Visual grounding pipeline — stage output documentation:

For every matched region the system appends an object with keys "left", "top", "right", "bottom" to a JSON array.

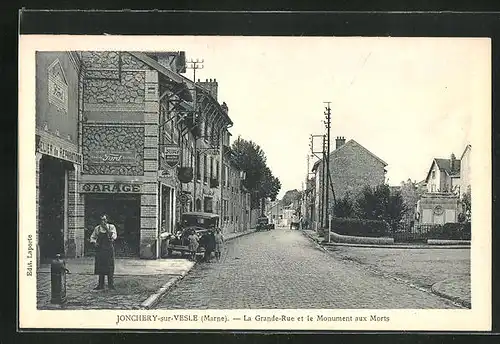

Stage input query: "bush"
[
  {"left": 329, "top": 217, "right": 391, "bottom": 237},
  {"left": 428, "top": 222, "right": 471, "bottom": 240}
]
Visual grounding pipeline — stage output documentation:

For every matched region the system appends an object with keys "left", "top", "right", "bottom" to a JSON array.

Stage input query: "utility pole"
[
  {"left": 187, "top": 58, "right": 204, "bottom": 82},
  {"left": 305, "top": 154, "right": 310, "bottom": 225},
  {"left": 191, "top": 81, "right": 201, "bottom": 211},
  {"left": 310, "top": 133, "right": 325, "bottom": 232},
  {"left": 323, "top": 102, "right": 331, "bottom": 229},
  {"left": 321, "top": 135, "right": 327, "bottom": 229}
]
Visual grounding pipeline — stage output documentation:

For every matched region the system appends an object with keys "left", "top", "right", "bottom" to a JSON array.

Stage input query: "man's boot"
[
  {"left": 94, "top": 275, "right": 105, "bottom": 290},
  {"left": 108, "top": 275, "right": 115, "bottom": 290}
]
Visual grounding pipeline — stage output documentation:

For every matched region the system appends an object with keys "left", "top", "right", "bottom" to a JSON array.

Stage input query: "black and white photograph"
[{"left": 19, "top": 35, "right": 491, "bottom": 331}]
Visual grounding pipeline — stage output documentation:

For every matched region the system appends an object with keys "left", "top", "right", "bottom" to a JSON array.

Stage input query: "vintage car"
[
  {"left": 256, "top": 216, "right": 272, "bottom": 231},
  {"left": 290, "top": 214, "right": 301, "bottom": 230},
  {"left": 162, "top": 212, "right": 220, "bottom": 258}
]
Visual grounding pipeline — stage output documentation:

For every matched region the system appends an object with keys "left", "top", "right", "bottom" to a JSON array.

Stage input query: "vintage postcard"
[{"left": 18, "top": 35, "right": 491, "bottom": 331}]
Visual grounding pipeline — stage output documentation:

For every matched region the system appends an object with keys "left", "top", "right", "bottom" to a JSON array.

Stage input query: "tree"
[
  {"left": 355, "top": 185, "right": 378, "bottom": 220},
  {"left": 230, "top": 137, "right": 267, "bottom": 191},
  {"left": 333, "top": 192, "right": 355, "bottom": 218},
  {"left": 354, "top": 184, "right": 407, "bottom": 226},
  {"left": 281, "top": 189, "right": 301, "bottom": 207},
  {"left": 255, "top": 166, "right": 281, "bottom": 212},
  {"left": 230, "top": 136, "right": 281, "bottom": 210},
  {"left": 460, "top": 186, "right": 471, "bottom": 223},
  {"left": 386, "top": 190, "right": 407, "bottom": 225}
]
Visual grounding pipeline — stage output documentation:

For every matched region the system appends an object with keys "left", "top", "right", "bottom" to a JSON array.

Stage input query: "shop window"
[
  {"left": 210, "top": 157, "right": 214, "bottom": 179},
  {"left": 203, "top": 155, "right": 208, "bottom": 183},
  {"left": 196, "top": 153, "right": 201, "bottom": 180}
]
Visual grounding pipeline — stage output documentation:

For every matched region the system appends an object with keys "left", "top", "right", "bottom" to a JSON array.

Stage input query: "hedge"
[
  {"left": 328, "top": 217, "right": 391, "bottom": 238},
  {"left": 428, "top": 222, "right": 471, "bottom": 240}
]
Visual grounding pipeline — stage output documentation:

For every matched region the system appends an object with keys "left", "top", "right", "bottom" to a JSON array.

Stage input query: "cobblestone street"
[{"left": 156, "top": 228, "right": 461, "bottom": 309}]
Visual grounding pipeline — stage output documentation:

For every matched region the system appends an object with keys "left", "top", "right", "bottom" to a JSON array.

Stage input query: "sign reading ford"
[
  {"left": 80, "top": 183, "right": 142, "bottom": 193},
  {"left": 164, "top": 145, "right": 180, "bottom": 168},
  {"left": 87, "top": 151, "right": 138, "bottom": 165}
]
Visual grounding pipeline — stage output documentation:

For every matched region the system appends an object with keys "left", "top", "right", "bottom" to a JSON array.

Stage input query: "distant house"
[
  {"left": 312, "top": 137, "right": 387, "bottom": 229},
  {"left": 417, "top": 146, "right": 471, "bottom": 225},
  {"left": 424, "top": 154, "right": 461, "bottom": 194}
]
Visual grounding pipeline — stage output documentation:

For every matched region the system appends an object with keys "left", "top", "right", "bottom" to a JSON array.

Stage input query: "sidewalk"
[{"left": 37, "top": 228, "right": 257, "bottom": 310}]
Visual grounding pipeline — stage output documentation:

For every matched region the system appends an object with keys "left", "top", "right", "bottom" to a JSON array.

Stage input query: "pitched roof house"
[
  {"left": 424, "top": 154, "right": 461, "bottom": 194},
  {"left": 312, "top": 137, "right": 387, "bottom": 226}
]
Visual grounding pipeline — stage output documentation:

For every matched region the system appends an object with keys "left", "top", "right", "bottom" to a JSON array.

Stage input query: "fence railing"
[{"left": 389, "top": 221, "right": 470, "bottom": 243}]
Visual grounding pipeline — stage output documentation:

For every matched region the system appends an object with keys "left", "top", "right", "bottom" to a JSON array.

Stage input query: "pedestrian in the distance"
[
  {"left": 187, "top": 230, "right": 199, "bottom": 261},
  {"left": 214, "top": 228, "right": 224, "bottom": 262},
  {"left": 89, "top": 214, "right": 117, "bottom": 290}
]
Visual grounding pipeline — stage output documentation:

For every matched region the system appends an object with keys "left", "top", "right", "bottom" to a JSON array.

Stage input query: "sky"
[
  {"left": 28, "top": 35, "right": 488, "bottom": 199},
  {"left": 165, "top": 36, "right": 488, "bottom": 199}
]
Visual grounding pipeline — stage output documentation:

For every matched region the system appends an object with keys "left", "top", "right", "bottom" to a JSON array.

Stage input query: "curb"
[
  {"left": 225, "top": 228, "right": 257, "bottom": 242},
  {"left": 140, "top": 270, "right": 191, "bottom": 309},
  {"left": 323, "top": 242, "right": 471, "bottom": 249},
  {"left": 302, "top": 230, "right": 470, "bottom": 249},
  {"left": 301, "top": 230, "right": 468, "bottom": 309},
  {"left": 427, "top": 239, "right": 471, "bottom": 246},
  {"left": 431, "top": 280, "right": 472, "bottom": 309},
  {"left": 140, "top": 229, "right": 257, "bottom": 309}
]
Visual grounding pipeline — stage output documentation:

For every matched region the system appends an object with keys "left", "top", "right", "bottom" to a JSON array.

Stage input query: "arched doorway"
[{"left": 195, "top": 198, "right": 202, "bottom": 211}]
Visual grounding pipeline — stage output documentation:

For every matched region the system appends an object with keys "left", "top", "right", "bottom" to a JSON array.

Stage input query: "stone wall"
[
  {"left": 80, "top": 51, "right": 150, "bottom": 70},
  {"left": 319, "top": 141, "right": 386, "bottom": 206},
  {"left": 81, "top": 51, "right": 148, "bottom": 105},
  {"left": 84, "top": 71, "right": 145, "bottom": 104},
  {"left": 82, "top": 125, "right": 144, "bottom": 175}
]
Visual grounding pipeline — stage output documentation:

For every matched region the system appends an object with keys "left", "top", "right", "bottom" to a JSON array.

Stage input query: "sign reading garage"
[{"left": 80, "top": 182, "right": 142, "bottom": 193}]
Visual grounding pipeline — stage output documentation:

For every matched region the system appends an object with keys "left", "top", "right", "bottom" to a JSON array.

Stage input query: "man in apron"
[{"left": 90, "top": 214, "right": 117, "bottom": 290}]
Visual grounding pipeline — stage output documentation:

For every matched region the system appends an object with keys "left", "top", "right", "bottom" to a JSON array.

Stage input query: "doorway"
[
  {"left": 39, "top": 156, "right": 67, "bottom": 262},
  {"left": 84, "top": 194, "right": 140, "bottom": 257},
  {"left": 204, "top": 197, "right": 213, "bottom": 213}
]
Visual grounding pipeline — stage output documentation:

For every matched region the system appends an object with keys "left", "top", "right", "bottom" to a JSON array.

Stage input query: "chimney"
[
  {"left": 335, "top": 136, "right": 346, "bottom": 149},
  {"left": 198, "top": 78, "right": 218, "bottom": 100},
  {"left": 450, "top": 153, "right": 456, "bottom": 171}
]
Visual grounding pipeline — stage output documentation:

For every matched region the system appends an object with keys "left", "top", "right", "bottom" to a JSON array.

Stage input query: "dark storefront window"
[
  {"left": 204, "top": 197, "right": 213, "bottom": 213},
  {"left": 39, "top": 156, "right": 67, "bottom": 262},
  {"left": 84, "top": 194, "right": 140, "bottom": 257},
  {"left": 203, "top": 155, "right": 208, "bottom": 183},
  {"left": 196, "top": 152, "right": 201, "bottom": 180}
]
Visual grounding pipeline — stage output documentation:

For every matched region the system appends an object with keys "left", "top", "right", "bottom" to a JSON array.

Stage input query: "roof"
[
  {"left": 129, "top": 52, "right": 233, "bottom": 126},
  {"left": 339, "top": 140, "right": 388, "bottom": 166},
  {"left": 181, "top": 212, "right": 220, "bottom": 219},
  {"left": 435, "top": 158, "right": 461, "bottom": 176},
  {"left": 425, "top": 158, "right": 461, "bottom": 182},
  {"left": 128, "top": 52, "right": 193, "bottom": 102},
  {"left": 311, "top": 139, "right": 387, "bottom": 171}
]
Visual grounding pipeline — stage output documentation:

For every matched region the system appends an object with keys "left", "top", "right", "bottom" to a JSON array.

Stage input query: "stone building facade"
[
  {"left": 78, "top": 51, "right": 165, "bottom": 258},
  {"left": 219, "top": 131, "right": 251, "bottom": 234},
  {"left": 36, "top": 50, "right": 252, "bottom": 260},
  {"left": 35, "top": 51, "right": 83, "bottom": 265},
  {"left": 312, "top": 137, "right": 387, "bottom": 229}
]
